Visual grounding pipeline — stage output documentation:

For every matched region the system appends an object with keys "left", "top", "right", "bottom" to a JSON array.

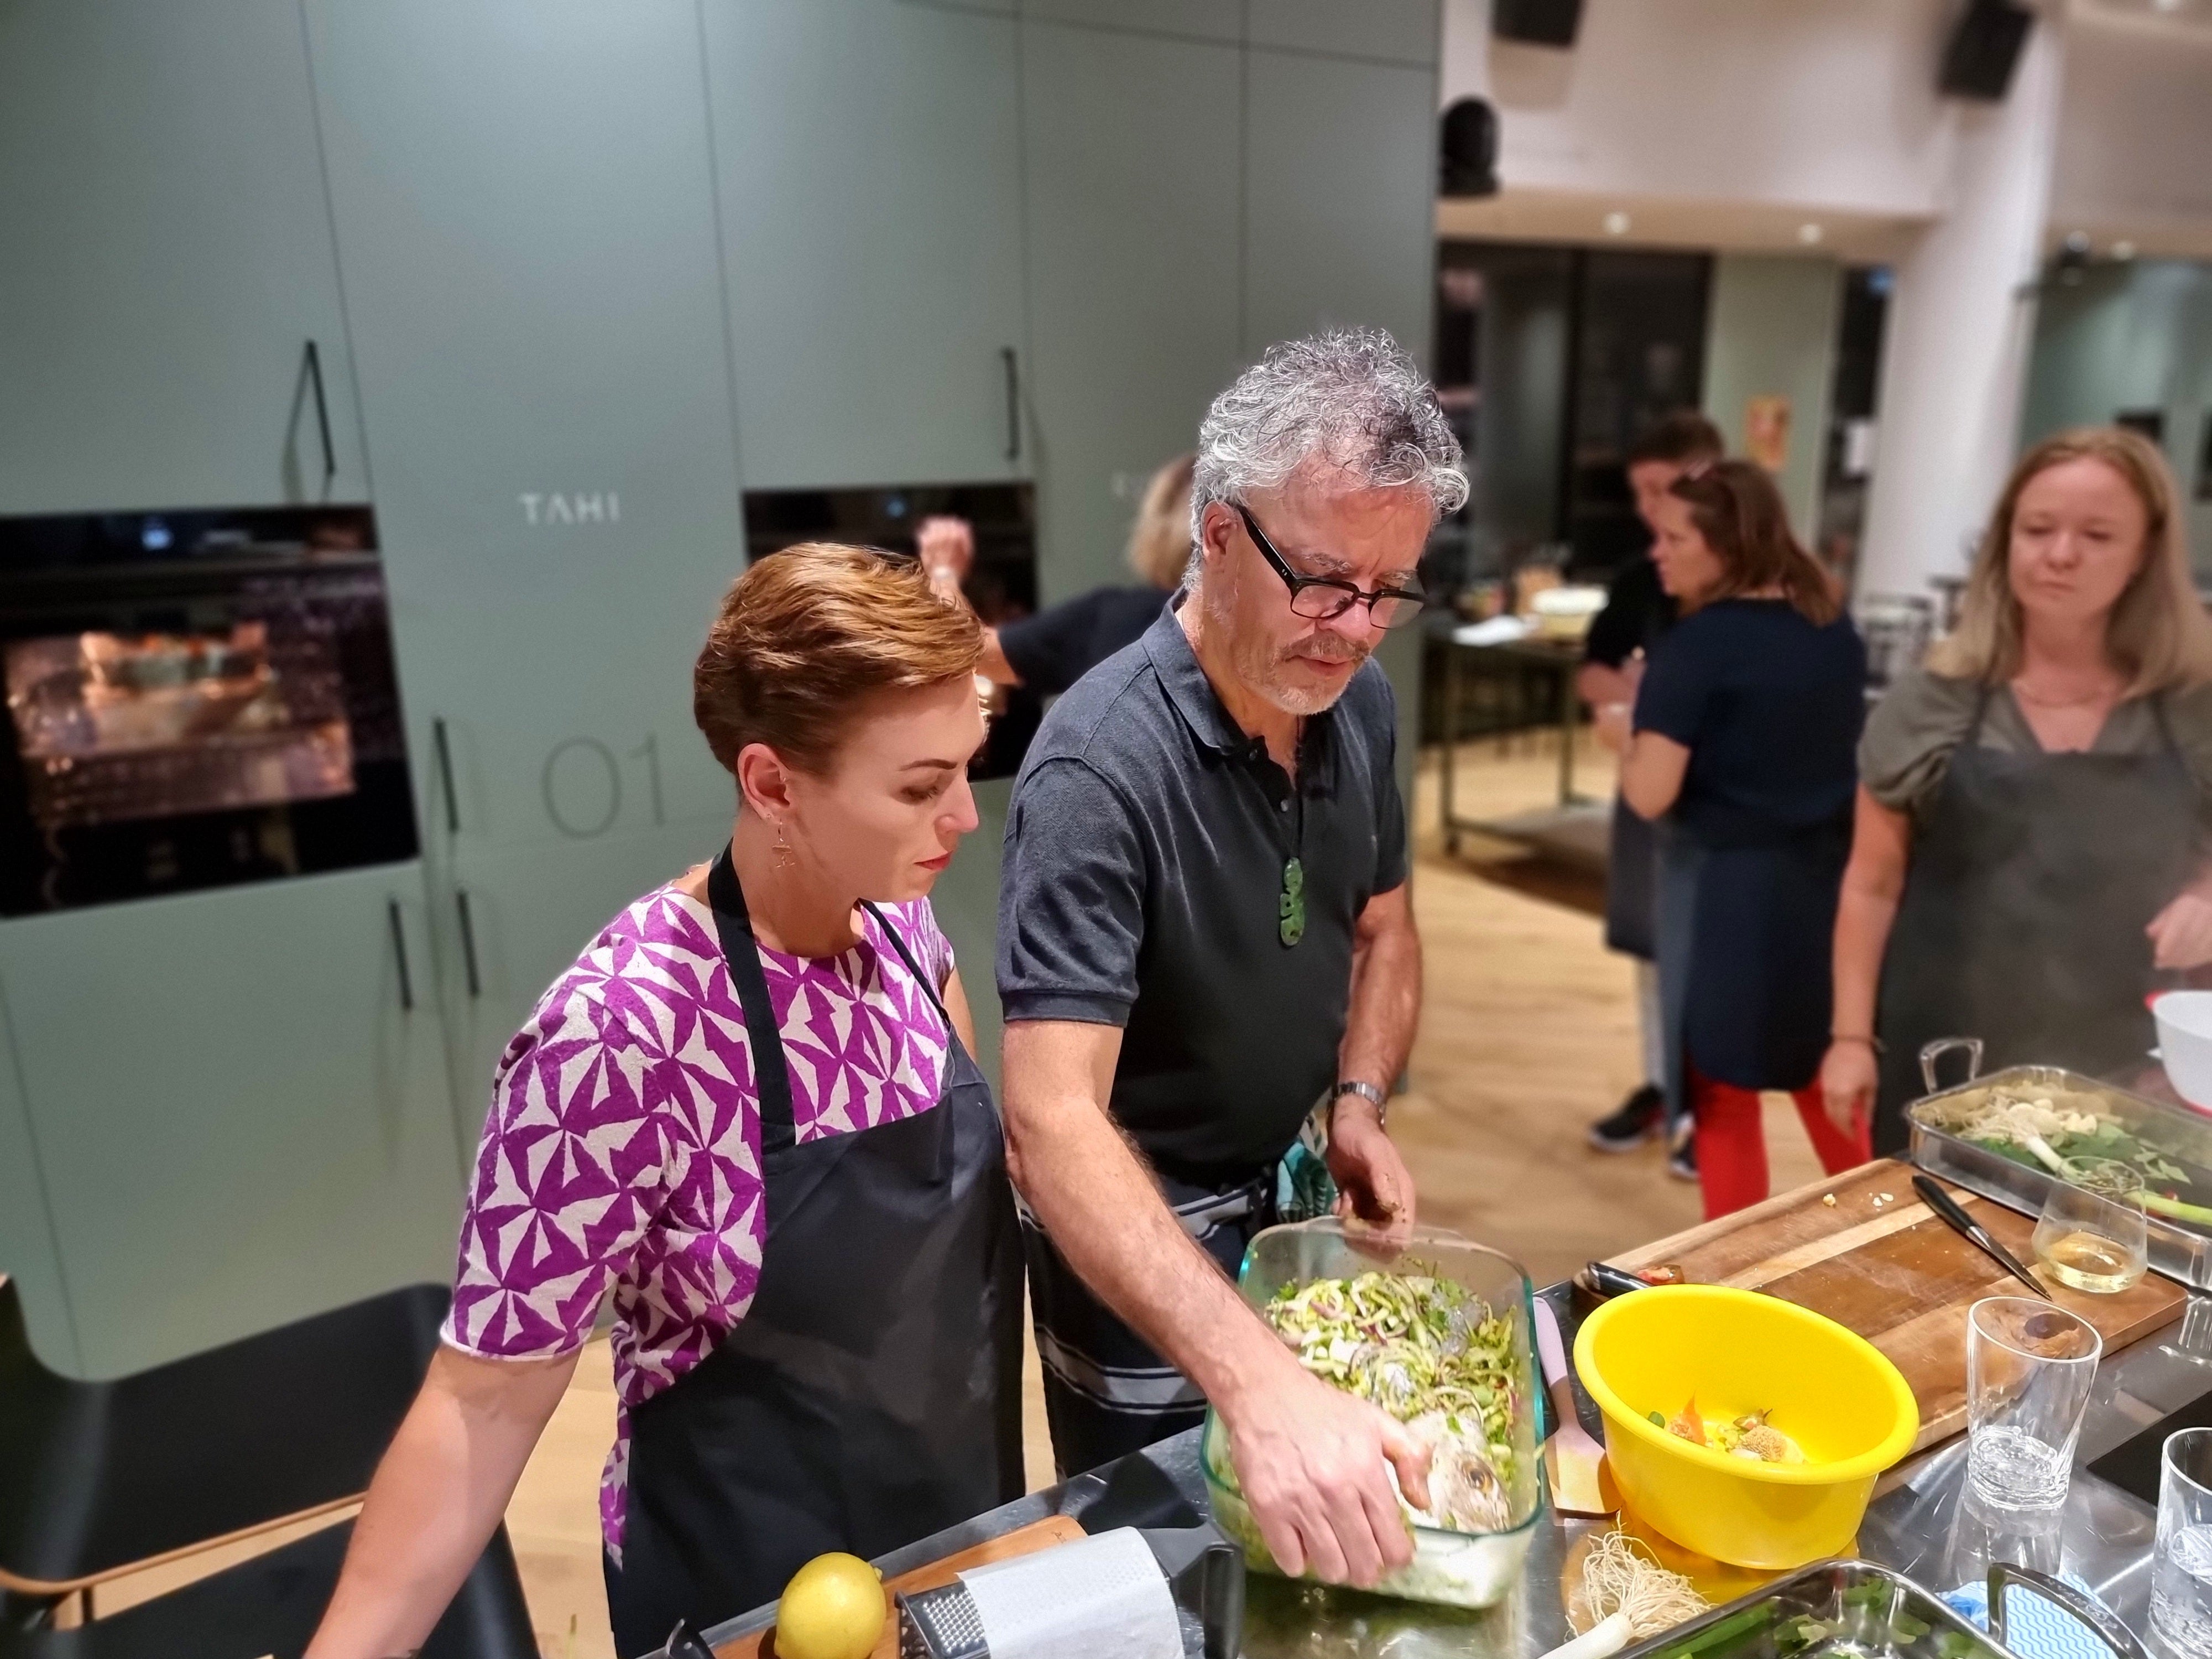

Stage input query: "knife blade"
[{"left": 1911, "top": 1173, "right": 2053, "bottom": 1300}]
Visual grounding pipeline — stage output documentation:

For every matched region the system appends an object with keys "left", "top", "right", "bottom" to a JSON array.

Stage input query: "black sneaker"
[
  {"left": 1588, "top": 1084, "right": 1665, "bottom": 1152},
  {"left": 1667, "top": 1123, "right": 1699, "bottom": 1182}
]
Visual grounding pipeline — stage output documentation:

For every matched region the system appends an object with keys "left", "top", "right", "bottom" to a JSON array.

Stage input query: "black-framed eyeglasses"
[{"left": 1232, "top": 503, "right": 1427, "bottom": 629}]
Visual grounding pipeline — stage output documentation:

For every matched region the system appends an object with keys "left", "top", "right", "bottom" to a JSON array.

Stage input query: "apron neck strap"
[
  {"left": 859, "top": 899, "right": 950, "bottom": 1022},
  {"left": 707, "top": 843, "right": 799, "bottom": 1153}
]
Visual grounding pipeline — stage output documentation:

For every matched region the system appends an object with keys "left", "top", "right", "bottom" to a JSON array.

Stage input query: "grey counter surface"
[{"left": 695, "top": 1284, "right": 2211, "bottom": 1657}]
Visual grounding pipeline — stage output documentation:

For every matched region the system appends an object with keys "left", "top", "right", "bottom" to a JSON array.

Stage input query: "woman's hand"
[
  {"left": 2150, "top": 889, "right": 2212, "bottom": 971},
  {"left": 1819, "top": 1039, "right": 1877, "bottom": 1137},
  {"left": 1593, "top": 701, "right": 1632, "bottom": 754}
]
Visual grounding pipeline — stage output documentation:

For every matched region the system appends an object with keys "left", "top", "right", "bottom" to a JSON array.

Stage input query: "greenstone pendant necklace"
[{"left": 1277, "top": 718, "right": 1307, "bottom": 948}]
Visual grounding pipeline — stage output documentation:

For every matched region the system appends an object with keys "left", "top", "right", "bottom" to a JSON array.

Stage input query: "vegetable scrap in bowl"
[
  {"left": 1647, "top": 1398, "right": 1808, "bottom": 1464},
  {"left": 1262, "top": 1269, "right": 1519, "bottom": 1533}
]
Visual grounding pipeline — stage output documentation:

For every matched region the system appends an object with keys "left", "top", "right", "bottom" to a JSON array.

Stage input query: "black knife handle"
[
  {"left": 1912, "top": 1173, "right": 1978, "bottom": 1234},
  {"left": 1585, "top": 1260, "right": 1652, "bottom": 1300}
]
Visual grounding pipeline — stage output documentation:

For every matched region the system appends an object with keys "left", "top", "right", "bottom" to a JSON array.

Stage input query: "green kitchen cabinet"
[
  {"left": 1246, "top": 0, "right": 1440, "bottom": 65},
  {"left": 703, "top": 0, "right": 1029, "bottom": 490},
  {"left": 928, "top": 778, "right": 1012, "bottom": 1094},
  {"left": 0, "top": 0, "right": 371, "bottom": 515},
  {"left": 0, "top": 1001, "right": 79, "bottom": 1374},
  {"left": 304, "top": 0, "right": 747, "bottom": 1072},
  {"left": 1017, "top": 20, "right": 1244, "bottom": 602},
  {"left": 1020, "top": 0, "right": 1240, "bottom": 43},
  {"left": 1243, "top": 46, "right": 1438, "bottom": 363},
  {"left": 0, "top": 867, "right": 460, "bottom": 1379},
  {"left": 436, "top": 823, "right": 727, "bottom": 1149}
]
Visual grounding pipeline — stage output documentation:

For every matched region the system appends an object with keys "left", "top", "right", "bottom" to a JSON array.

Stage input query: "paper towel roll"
[{"left": 957, "top": 1527, "right": 1183, "bottom": 1659}]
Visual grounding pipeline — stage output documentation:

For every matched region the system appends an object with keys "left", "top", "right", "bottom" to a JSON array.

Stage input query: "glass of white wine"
[{"left": 2032, "top": 1182, "right": 2148, "bottom": 1293}]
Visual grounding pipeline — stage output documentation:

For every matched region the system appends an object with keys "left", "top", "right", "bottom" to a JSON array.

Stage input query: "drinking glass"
[
  {"left": 2031, "top": 1183, "right": 2148, "bottom": 1294},
  {"left": 1965, "top": 1296, "right": 2101, "bottom": 1515},
  {"left": 2154, "top": 1428, "right": 2212, "bottom": 1658}
]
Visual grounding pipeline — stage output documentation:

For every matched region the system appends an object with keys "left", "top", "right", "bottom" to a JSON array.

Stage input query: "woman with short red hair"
[{"left": 307, "top": 544, "right": 1020, "bottom": 1656}]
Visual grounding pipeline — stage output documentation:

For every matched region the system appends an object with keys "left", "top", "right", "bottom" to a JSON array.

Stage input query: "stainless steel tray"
[
  {"left": 1905, "top": 1042, "right": 2212, "bottom": 1291},
  {"left": 1612, "top": 1559, "right": 2146, "bottom": 1659}
]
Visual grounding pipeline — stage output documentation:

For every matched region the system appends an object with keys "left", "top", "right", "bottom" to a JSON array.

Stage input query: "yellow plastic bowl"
[{"left": 1573, "top": 1285, "right": 1918, "bottom": 1569}]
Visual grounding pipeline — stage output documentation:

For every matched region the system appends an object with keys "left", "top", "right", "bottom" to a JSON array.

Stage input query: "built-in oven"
[
  {"left": 742, "top": 482, "right": 1041, "bottom": 779},
  {"left": 0, "top": 505, "right": 419, "bottom": 915}
]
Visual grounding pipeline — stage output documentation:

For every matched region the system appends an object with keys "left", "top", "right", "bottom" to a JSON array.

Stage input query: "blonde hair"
[
  {"left": 1125, "top": 453, "right": 1196, "bottom": 589},
  {"left": 693, "top": 542, "right": 982, "bottom": 775},
  {"left": 1928, "top": 427, "right": 2212, "bottom": 695}
]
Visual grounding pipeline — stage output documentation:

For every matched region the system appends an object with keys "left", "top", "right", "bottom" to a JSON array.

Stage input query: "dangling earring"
[{"left": 773, "top": 822, "right": 796, "bottom": 871}]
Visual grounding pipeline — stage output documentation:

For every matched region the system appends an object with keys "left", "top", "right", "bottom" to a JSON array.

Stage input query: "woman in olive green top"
[{"left": 1822, "top": 428, "right": 2212, "bottom": 1152}]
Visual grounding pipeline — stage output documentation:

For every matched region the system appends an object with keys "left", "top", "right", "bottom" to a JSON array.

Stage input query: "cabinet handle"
[
  {"left": 304, "top": 339, "right": 336, "bottom": 488},
  {"left": 432, "top": 717, "right": 460, "bottom": 835},
  {"left": 456, "top": 888, "right": 482, "bottom": 1000},
  {"left": 1001, "top": 346, "right": 1021, "bottom": 463},
  {"left": 388, "top": 899, "right": 415, "bottom": 1013}
]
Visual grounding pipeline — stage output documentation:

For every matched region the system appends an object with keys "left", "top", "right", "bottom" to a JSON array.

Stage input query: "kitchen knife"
[{"left": 1911, "top": 1174, "right": 2053, "bottom": 1300}]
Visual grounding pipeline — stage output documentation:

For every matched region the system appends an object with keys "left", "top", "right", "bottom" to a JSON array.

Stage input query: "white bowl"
[{"left": 2153, "top": 990, "right": 2212, "bottom": 1113}]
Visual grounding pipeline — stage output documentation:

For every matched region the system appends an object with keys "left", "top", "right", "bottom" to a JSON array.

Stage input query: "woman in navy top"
[{"left": 1603, "top": 460, "right": 1869, "bottom": 1218}]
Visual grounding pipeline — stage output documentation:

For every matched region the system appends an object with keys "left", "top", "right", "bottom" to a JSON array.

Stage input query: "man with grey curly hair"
[{"left": 995, "top": 328, "right": 1464, "bottom": 1589}]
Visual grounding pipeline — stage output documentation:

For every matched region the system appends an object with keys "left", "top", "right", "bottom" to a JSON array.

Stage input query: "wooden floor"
[{"left": 96, "top": 734, "right": 1832, "bottom": 1656}]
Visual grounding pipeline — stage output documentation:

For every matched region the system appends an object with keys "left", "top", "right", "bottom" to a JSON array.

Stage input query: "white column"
[{"left": 1858, "top": 17, "right": 2067, "bottom": 601}]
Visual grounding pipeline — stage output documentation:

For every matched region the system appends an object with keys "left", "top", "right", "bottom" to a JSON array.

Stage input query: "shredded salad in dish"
[{"left": 1261, "top": 1270, "right": 1520, "bottom": 1531}]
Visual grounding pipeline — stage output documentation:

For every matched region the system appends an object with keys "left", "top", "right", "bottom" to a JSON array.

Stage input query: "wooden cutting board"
[
  {"left": 1608, "top": 1157, "right": 2185, "bottom": 1452},
  {"left": 717, "top": 1514, "right": 1087, "bottom": 1658}
]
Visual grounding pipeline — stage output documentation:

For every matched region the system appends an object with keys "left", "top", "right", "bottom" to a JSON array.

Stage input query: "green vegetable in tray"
[{"left": 1934, "top": 1087, "right": 2212, "bottom": 1227}]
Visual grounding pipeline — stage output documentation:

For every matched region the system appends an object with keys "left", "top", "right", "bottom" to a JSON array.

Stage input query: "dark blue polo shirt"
[{"left": 996, "top": 599, "right": 1408, "bottom": 1182}]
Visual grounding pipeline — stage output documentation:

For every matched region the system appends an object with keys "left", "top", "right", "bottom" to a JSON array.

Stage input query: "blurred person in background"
[
  {"left": 1822, "top": 428, "right": 2212, "bottom": 1154},
  {"left": 920, "top": 453, "right": 1192, "bottom": 696},
  {"left": 1581, "top": 412, "right": 1725, "bottom": 1180},
  {"left": 1603, "top": 461, "right": 1869, "bottom": 1220}
]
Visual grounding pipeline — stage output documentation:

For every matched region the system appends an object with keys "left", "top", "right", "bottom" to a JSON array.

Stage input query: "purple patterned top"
[{"left": 439, "top": 880, "right": 956, "bottom": 1558}]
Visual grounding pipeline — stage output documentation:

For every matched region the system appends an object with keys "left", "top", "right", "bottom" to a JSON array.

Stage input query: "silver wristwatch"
[{"left": 1329, "top": 1079, "right": 1389, "bottom": 1128}]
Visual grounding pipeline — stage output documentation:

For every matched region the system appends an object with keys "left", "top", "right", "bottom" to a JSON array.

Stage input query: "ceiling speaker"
[
  {"left": 1939, "top": 0, "right": 2033, "bottom": 99},
  {"left": 1493, "top": 0, "right": 1583, "bottom": 49},
  {"left": 1440, "top": 98, "right": 1499, "bottom": 198}
]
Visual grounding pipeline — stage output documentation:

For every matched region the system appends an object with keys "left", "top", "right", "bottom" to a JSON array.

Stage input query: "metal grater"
[{"left": 898, "top": 1581, "right": 990, "bottom": 1658}]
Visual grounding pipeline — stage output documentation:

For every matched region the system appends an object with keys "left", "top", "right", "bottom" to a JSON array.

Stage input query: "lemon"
[{"left": 775, "top": 1551, "right": 886, "bottom": 1659}]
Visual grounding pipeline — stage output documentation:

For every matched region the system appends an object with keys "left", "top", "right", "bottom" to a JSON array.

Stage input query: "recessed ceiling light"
[
  {"left": 1797, "top": 223, "right": 1824, "bottom": 246},
  {"left": 2152, "top": 0, "right": 2184, "bottom": 13},
  {"left": 2113, "top": 239, "right": 2138, "bottom": 260},
  {"left": 1604, "top": 211, "right": 1631, "bottom": 236}
]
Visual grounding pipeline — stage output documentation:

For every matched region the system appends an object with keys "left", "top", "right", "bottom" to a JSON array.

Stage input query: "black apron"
[
  {"left": 1872, "top": 690, "right": 2198, "bottom": 1153},
  {"left": 1605, "top": 797, "right": 1661, "bottom": 961},
  {"left": 603, "top": 848, "right": 1025, "bottom": 1655},
  {"left": 1656, "top": 812, "right": 1851, "bottom": 1121}
]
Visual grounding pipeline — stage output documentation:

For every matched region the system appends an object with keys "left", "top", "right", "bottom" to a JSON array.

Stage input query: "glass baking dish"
[
  {"left": 1198, "top": 1218, "right": 1547, "bottom": 1609},
  {"left": 1906, "top": 1056, "right": 2212, "bottom": 1290}
]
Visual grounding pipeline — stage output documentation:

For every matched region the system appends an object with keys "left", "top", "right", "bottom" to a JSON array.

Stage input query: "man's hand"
[
  {"left": 1325, "top": 1096, "right": 1413, "bottom": 1245},
  {"left": 1219, "top": 1356, "right": 1432, "bottom": 1585}
]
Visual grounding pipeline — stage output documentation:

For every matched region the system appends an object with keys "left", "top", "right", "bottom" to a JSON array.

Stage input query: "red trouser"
[{"left": 1689, "top": 1065, "right": 1870, "bottom": 1221}]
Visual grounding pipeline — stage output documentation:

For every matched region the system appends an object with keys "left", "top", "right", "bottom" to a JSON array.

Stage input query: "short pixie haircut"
[{"left": 693, "top": 541, "right": 982, "bottom": 776}]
